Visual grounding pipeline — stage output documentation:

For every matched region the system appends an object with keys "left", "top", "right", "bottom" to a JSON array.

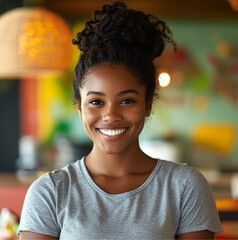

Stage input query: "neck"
[{"left": 85, "top": 142, "right": 154, "bottom": 177}]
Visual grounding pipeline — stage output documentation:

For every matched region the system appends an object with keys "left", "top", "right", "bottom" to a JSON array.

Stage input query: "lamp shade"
[
  {"left": 0, "top": 7, "right": 73, "bottom": 78},
  {"left": 228, "top": 0, "right": 238, "bottom": 11}
]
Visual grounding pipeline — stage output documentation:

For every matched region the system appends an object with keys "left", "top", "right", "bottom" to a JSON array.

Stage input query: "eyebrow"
[
  {"left": 118, "top": 89, "right": 139, "bottom": 96},
  {"left": 86, "top": 91, "right": 105, "bottom": 96},
  {"left": 86, "top": 89, "right": 139, "bottom": 96}
]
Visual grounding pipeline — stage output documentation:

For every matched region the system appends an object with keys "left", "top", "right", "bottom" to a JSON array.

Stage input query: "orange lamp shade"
[
  {"left": 0, "top": 7, "right": 73, "bottom": 78},
  {"left": 228, "top": 0, "right": 238, "bottom": 11}
]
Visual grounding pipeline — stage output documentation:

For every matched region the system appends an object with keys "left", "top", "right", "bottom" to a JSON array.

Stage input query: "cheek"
[
  {"left": 82, "top": 109, "right": 93, "bottom": 121},
  {"left": 126, "top": 110, "right": 146, "bottom": 125},
  {"left": 81, "top": 108, "right": 100, "bottom": 128},
  {"left": 129, "top": 106, "right": 147, "bottom": 119}
]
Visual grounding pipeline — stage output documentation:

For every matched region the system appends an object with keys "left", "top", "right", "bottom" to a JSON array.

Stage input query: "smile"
[{"left": 99, "top": 128, "right": 126, "bottom": 136}]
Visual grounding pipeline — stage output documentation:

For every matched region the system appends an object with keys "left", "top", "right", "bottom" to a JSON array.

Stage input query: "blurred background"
[{"left": 0, "top": 0, "right": 237, "bottom": 238}]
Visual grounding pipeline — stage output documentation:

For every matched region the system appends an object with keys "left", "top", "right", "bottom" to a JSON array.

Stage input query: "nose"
[{"left": 102, "top": 104, "right": 122, "bottom": 123}]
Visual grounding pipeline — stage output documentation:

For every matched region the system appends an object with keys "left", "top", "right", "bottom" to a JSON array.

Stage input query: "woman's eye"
[
  {"left": 121, "top": 98, "right": 135, "bottom": 105},
  {"left": 89, "top": 99, "right": 103, "bottom": 105}
]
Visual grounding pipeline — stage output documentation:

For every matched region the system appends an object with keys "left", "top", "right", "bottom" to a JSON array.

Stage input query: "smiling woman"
[{"left": 18, "top": 1, "right": 223, "bottom": 240}]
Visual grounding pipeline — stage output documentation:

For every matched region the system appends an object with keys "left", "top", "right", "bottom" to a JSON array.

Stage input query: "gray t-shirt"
[{"left": 18, "top": 158, "right": 223, "bottom": 239}]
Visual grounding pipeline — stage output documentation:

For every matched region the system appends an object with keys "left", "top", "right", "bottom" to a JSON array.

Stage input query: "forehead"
[{"left": 81, "top": 64, "right": 144, "bottom": 94}]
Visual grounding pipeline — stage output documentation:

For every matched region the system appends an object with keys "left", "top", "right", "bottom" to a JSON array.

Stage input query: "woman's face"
[{"left": 78, "top": 64, "right": 152, "bottom": 155}]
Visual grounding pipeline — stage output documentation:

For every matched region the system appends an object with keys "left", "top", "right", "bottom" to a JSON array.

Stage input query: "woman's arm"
[
  {"left": 176, "top": 230, "right": 214, "bottom": 239},
  {"left": 19, "top": 231, "right": 58, "bottom": 240}
]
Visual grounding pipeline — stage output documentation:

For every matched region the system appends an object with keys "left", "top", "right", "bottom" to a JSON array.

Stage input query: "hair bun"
[{"left": 72, "top": 1, "right": 176, "bottom": 60}]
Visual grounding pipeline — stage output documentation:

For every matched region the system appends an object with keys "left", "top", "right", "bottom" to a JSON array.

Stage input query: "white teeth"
[{"left": 99, "top": 128, "right": 126, "bottom": 136}]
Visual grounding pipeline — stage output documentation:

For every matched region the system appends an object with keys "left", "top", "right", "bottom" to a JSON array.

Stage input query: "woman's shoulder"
[
  {"left": 157, "top": 159, "right": 208, "bottom": 186},
  {"left": 158, "top": 159, "right": 192, "bottom": 174},
  {"left": 155, "top": 159, "right": 214, "bottom": 207},
  {"left": 31, "top": 158, "right": 84, "bottom": 190}
]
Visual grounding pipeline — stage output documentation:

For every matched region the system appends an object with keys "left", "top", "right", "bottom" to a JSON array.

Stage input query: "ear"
[
  {"left": 77, "top": 103, "right": 82, "bottom": 118},
  {"left": 145, "top": 100, "right": 152, "bottom": 117}
]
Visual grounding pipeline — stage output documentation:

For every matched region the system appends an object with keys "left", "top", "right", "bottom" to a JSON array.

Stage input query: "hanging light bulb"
[{"left": 158, "top": 72, "right": 171, "bottom": 87}]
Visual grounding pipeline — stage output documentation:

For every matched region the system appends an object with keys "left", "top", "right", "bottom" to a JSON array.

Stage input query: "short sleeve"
[
  {"left": 176, "top": 168, "right": 223, "bottom": 235},
  {"left": 17, "top": 173, "right": 59, "bottom": 237}
]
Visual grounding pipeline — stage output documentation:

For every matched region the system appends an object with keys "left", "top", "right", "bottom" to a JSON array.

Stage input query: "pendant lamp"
[
  {"left": 0, "top": 7, "right": 73, "bottom": 78},
  {"left": 228, "top": 0, "right": 238, "bottom": 11}
]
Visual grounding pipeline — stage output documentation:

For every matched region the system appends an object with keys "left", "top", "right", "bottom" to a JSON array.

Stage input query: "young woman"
[{"left": 18, "top": 1, "right": 223, "bottom": 239}]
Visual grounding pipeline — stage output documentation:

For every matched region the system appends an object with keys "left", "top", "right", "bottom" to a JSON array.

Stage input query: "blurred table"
[
  {"left": 216, "top": 198, "right": 238, "bottom": 239},
  {"left": 201, "top": 171, "right": 238, "bottom": 238},
  {"left": 0, "top": 173, "right": 35, "bottom": 217}
]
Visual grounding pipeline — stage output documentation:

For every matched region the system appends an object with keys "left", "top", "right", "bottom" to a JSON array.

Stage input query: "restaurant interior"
[{"left": 0, "top": 0, "right": 238, "bottom": 239}]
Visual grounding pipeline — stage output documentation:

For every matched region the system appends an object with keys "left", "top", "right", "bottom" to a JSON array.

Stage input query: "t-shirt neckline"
[{"left": 80, "top": 157, "right": 161, "bottom": 198}]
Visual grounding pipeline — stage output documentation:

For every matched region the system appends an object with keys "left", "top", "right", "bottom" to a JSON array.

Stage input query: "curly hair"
[{"left": 72, "top": 1, "right": 176, "bottom": 103}]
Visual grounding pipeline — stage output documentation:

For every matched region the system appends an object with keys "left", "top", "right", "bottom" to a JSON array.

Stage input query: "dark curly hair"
[{"left": 72, "top": 1, "right": 176, "bottom": 103}]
